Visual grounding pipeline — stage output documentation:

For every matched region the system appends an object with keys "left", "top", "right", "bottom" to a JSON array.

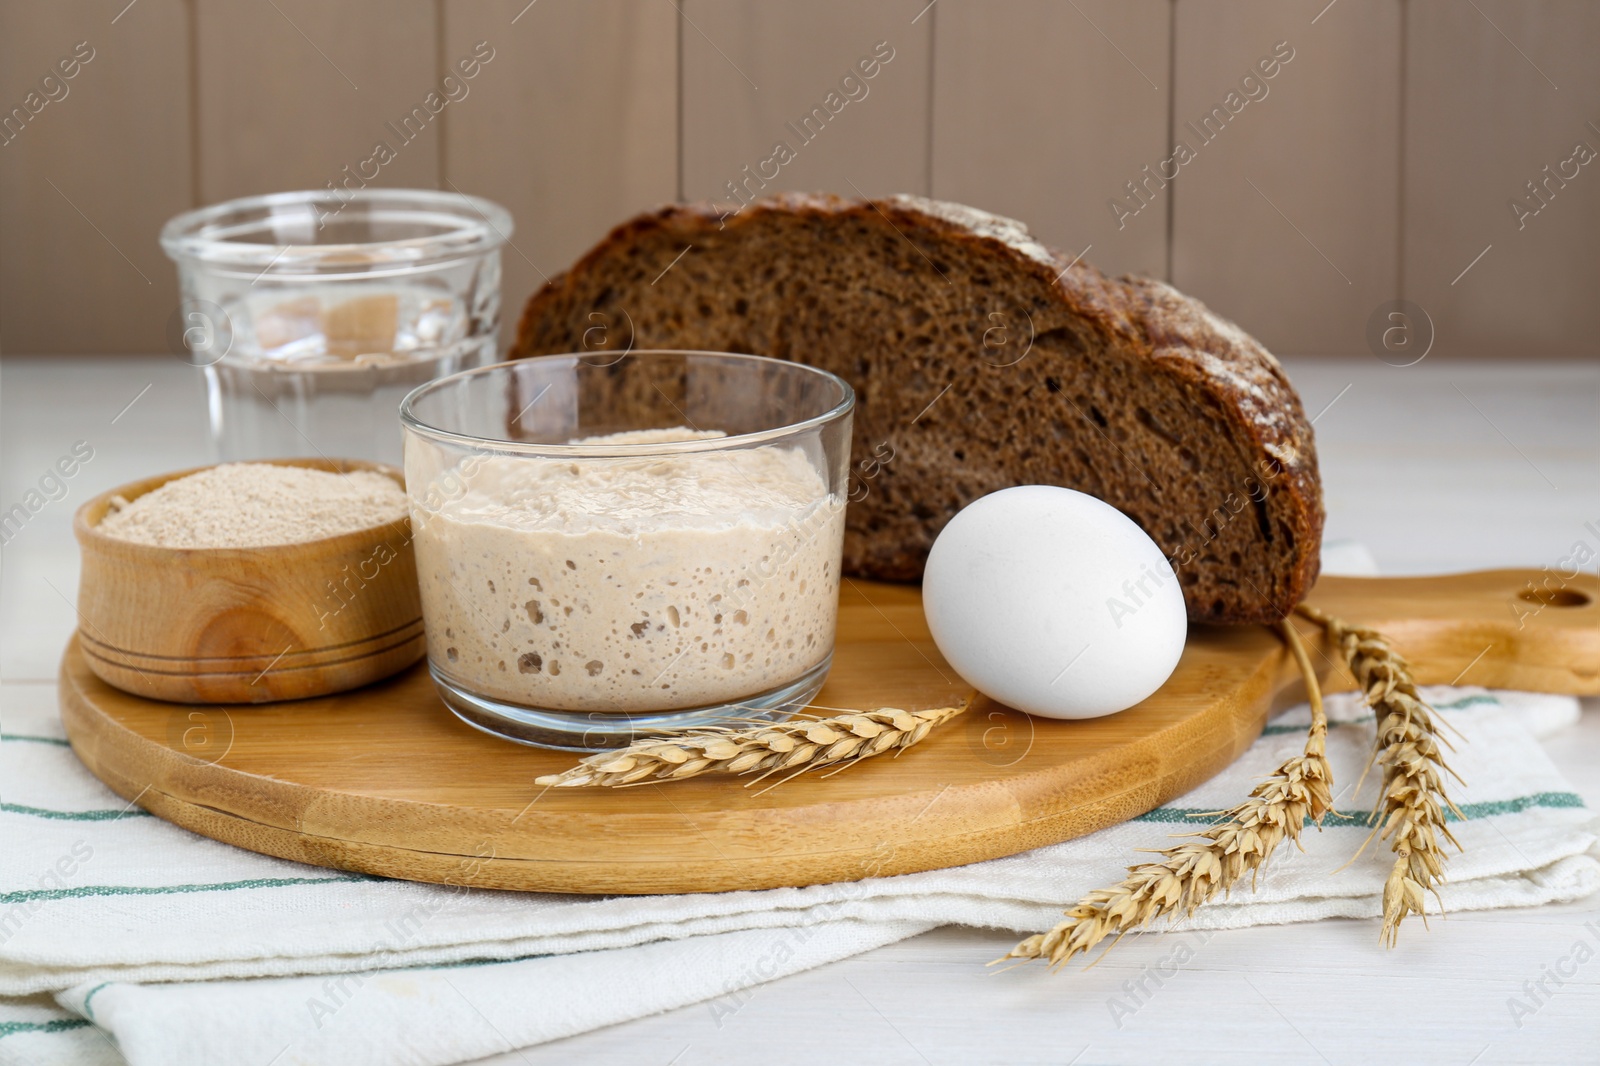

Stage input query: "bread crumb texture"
[{"left": 97, "top": 464, "right": 407, "bottom": 548}]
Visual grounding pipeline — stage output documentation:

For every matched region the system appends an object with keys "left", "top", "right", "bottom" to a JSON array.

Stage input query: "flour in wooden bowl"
[{"left": 97, "top": 463, "right": 407, "bottom": 548}]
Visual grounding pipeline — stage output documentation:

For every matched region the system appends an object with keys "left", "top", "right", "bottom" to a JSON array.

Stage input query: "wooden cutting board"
[{"left": 60, "top": 570, "right": 1599, "bottom": 895}]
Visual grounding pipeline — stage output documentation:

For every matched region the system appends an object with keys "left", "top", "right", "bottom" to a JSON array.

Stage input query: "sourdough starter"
[{"left": 412, "top": 432, "right": 844, "bottom": 713}]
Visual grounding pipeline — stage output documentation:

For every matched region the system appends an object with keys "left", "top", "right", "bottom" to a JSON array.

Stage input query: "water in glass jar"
[{"left": 205, "top": 282, "right": 496, "bottom": 465}]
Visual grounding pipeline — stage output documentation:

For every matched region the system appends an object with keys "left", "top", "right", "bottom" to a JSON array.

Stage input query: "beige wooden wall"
[{"left": 2, "top": 0, "right": 1596, "bottom": 358}]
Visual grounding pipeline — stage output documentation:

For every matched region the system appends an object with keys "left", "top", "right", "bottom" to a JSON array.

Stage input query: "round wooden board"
[{"left": 60, "top": 572, "right": 1600, "bottom": 894}]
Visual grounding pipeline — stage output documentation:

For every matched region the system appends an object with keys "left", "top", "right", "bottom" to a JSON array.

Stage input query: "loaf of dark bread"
[{"left": 513, "top": 193, "right": 1323, "bottom": 624}]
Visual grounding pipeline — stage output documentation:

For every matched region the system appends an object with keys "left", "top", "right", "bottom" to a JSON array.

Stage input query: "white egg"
[{"left": 922, "top": 485, "right": 1187, "bottom": 720}]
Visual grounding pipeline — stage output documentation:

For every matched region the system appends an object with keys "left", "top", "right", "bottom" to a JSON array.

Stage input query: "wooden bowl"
[{"left": 74, "top": 458, "right": 424, "bottom": 704}]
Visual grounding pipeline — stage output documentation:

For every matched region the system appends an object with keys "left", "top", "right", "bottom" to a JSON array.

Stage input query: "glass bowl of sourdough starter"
[{"left": 400, "top": 352, "right": 855, "bottom": 749}]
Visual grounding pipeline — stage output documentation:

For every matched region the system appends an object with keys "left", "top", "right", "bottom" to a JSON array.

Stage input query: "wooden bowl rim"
[{"left": 74, "top": 457, "right": 412, "bottom": 561}]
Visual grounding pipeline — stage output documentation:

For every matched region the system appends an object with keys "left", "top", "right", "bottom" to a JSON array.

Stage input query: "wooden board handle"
[{"left": 1301, "top": 569, "right": 1600, "bottom": 696}]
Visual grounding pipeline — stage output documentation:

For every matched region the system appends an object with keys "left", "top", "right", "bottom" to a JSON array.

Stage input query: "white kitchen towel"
[{"left": 2, "top": 685, "right": 1596, "bottom": 1066}]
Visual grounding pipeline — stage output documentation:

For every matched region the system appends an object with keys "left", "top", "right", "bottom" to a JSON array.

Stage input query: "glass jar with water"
[{"left": 161, "top": 189, "right": 512, "bottom": 465}]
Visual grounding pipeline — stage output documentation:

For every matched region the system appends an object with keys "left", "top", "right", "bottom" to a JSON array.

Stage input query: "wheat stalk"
[
  {"left": 997, "top": 620, "right": 1332, "bottom": 969},
  {"left": 534, "top": 701, "right": 970, "bottom": 789},
  {"left": 1297, "top": 604, "right": 1463, "bottom": 947}
]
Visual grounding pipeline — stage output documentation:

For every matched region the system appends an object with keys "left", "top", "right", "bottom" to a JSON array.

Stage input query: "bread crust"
[{"left": 514, "top": 192, "right": 1323, "bottom": 623}]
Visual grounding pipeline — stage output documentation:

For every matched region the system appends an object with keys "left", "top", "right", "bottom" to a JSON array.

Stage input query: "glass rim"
[
  {"left": 160, "top": 188, "right": 512, "bottom": 272},
  {"left": 399, "top": 351, "right": 857, "bottom": 457}
]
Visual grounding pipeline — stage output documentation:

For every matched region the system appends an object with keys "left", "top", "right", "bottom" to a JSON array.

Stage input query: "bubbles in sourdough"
[{"left": 412, "top": 429, "right": 844, "bottom": 713}]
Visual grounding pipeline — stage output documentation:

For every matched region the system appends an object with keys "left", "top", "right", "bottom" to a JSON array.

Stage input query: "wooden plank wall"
[{"left": 1, "top": 0, "right": 1596, "bottom": 358}]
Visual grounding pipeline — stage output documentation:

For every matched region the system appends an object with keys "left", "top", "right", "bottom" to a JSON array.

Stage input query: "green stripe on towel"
[
  {"left": 0, "top": 1018, "right": 91, "bottom": 1039},
  {"left": 1435, "top": 694, "right": 1503, "bottom": 710},
  {"left": 1, "top": 802, "right": 154, "bottom": 821},
  {"left": 1259, "top": 694, "right": 1502, "bottom": 737},
  {"left": 1135, "top": 790, "right": 1584, "bottom": 826},
  {"left": 0, "top": 874, "right": 375, "bottom": 906},
  {"left": 1457, "top": 792, "right": 1586, "bottom": 818},
  {"left": 0, "top": 733, "right": 72, "bottom": 747},
  {"left": 1259, "top": 718, "right": 1371, "bottom": 736},
  {"left": 81, "top": 981, "right": 111, "bottom": 1022}
]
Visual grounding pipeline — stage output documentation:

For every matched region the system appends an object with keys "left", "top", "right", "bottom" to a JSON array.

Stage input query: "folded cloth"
[{"left": 2, "top": 684, "right": 1595, "bottom": 1066}]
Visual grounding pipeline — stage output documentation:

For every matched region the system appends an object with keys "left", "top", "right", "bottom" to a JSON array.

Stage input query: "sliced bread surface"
[{"left": 513, "top": 193, "right": 1323, "bottom": 624}]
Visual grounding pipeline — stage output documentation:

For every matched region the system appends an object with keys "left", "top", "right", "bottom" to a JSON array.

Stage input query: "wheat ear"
[
  {"left": 997, "top": 620, "right": 1332, "bottom": 969},
  {"left": 534, "top": 701, "right": 969, "bottom": 788},
  {"left": 1296, "top": 604, "right": 1463, "bottom": 947}
]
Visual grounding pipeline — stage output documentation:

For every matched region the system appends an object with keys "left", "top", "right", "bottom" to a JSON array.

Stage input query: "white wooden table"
[{"left": 2, "top": 355, "right": 1596, "bottom": 1065}]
